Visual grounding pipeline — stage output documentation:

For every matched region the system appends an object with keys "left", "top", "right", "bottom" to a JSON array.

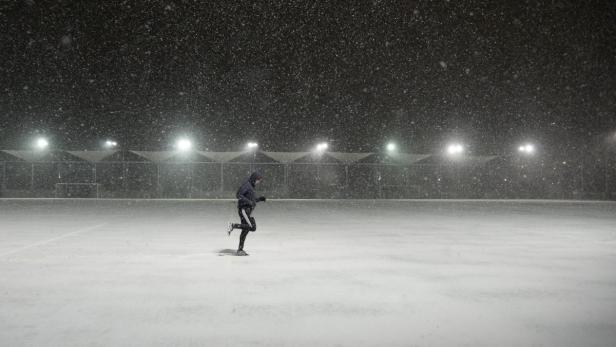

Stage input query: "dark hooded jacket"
[{"left": 236, "top": 172, "right": 262, "bottom": 209}]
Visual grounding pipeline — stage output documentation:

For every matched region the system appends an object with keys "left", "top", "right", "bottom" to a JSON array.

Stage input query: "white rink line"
[{"left": 0, "top": 223, "right": 107, "bottom": 258}]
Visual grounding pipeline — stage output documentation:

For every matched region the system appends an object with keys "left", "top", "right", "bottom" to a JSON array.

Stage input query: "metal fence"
[{"left": 0, "top": 159, "right": 614, "bottom": 199}]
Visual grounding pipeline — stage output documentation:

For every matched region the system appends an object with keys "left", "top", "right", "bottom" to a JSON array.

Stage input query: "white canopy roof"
[
  {"left": 0, "top": 150, "right": 499, "bottom": 166},
  {"left": 389, "top": 153, "right": 432, "bottom": 165},
  {"left": 2, "top": 150, "right": 50, "bottom": 162},
  {"left": 198, "top": 151, "right": 244, "bottom": 163},
  {"left": 326, "top": 152, "right": 375, "bottom": 164},
  {"left": 261, "top": 152, "right": 311, "bottom": 163},
  {"left": 130, "top": 151, "right": 179, "bottom": 162},
  {"left": 66, "top": 150, "right": 118, "bottom": 162}
]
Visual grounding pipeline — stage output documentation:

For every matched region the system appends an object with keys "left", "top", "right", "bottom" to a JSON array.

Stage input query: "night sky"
[{"left": 1, "top": 1, "right": 615, "bottom": 154}]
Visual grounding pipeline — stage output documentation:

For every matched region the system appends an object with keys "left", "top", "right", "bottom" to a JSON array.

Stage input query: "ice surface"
[{"left": 1, "top": 199, "right": 615, "bottom": 346}]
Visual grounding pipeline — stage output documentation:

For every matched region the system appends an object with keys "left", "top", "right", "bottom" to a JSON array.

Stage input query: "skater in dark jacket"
[{"left": 227, "top": 172, "right": 266, "bottom": 256}]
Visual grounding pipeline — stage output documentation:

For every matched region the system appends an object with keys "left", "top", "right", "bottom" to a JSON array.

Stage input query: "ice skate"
[
  {"left": 236, "top": 249, "right": 249, "bottom": 256},
  {"left": 226, "top": 222, "right": 233, "bottom": 236}
]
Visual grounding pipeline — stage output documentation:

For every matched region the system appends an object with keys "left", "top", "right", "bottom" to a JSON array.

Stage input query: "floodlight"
[
  {"left": 446, "top": 143, "right": 464, "bottom": 156},
  {"left": 176, "top": 138, "right": 192, "bottom": 152},
  {"left": 518, "top": 143, "right": 536, "bottom": 155},
  {"left": 35, "top": 137, "right": 49, "bottom": 150},
  {"left": 386, "top": 142, "right": 397, "bottom": 152},
  {"left": 104, "top": 140, "right": 118, "bottom": 149},
  {"left": 246, "top": 142, "right": 259, "bottom": 150},
  {"left": 315, "top": 142, "right": 328, "bottom": 152}
]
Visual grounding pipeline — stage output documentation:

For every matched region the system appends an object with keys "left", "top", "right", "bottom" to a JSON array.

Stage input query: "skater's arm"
[
  {"left": 236, "top": 183, "right": 257, "bottom": 207},
  {"left": 237, "top": 192, "right": 254, "bottom": 207},
  {"left": 238, "top": 195, "right": 255, "bottom": 207}
]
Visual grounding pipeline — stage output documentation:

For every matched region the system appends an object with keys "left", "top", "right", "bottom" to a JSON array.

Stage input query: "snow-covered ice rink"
[{"left": 1, "top": 199, "right": 615, "bottom": 347}]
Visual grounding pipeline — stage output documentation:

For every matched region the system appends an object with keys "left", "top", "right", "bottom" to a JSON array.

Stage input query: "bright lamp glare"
[
  {"left": 105, "top": 140, "right": 118, "bottom": 148},
  {"left": 176, "top": 138, "right": 192, "bottom": 151},
  {"left": 315, "top": 142, "right": 328, "bottom": 152},
  {"left": 246, "top": 142, "right": 258, "bottom": 150},
  {"left": 518, "top": 143, "right": 535, "bottom": 155},
  {"left": 446, "top": 143, "right": 464, "bottom": 155},
  {"left": 35, "top": 137, "right": 49, "bottom": 150},
  {"left": 386, "top": 142, "right": 396, "bottom": 151}
]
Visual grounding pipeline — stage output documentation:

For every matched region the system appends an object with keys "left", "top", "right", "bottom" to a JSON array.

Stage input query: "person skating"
[{"left": 227, "top": 172, "right": 266, "bottom": 256}]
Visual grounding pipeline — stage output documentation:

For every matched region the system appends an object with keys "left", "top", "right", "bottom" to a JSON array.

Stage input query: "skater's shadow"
[{"left": 217, "top": 249, "right": 237, "bottom": 256}]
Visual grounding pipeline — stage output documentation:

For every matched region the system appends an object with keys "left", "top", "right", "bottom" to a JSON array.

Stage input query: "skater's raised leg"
[{"left": 227, "top": 222, "right": 234, "bottom": 235}]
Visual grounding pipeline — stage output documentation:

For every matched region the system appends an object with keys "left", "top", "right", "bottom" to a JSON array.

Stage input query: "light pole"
[
  {"left": 606, "top": 153, "right": 609, "bottom": 199},
  {"left": 32, "top": 137, "right": 49, "bottom": 194},
  {"left": 445, "top": 143, "right": 464, "bottom": 198},
  {"left": 314, "top": 142, "right": 329, "bottom": 197},
  {"left": 246, "top": 142, "right": 258, "bottom": 171},
  {"left": 606, "top": 133, "right": 616, "bottom": 199},
  {"left": 174, "top": 137, "right": 194, "bottom": 198},
  {"left": 517, "top": 142, "right": 538, "bottom": 198}
]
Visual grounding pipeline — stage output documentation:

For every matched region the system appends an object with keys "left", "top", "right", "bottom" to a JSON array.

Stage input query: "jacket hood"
[{"left": 248, "top": 171, "right": 263, "bottom": 186}]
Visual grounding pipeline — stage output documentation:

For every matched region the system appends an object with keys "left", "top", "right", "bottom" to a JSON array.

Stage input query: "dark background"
[{"left": 1, "top": 0, "right": 615, "bottom": 154}]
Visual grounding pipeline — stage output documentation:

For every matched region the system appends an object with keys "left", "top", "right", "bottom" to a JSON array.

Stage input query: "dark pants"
[{"left": 232, "top": 207, "right": 256, "bottom": 251}]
